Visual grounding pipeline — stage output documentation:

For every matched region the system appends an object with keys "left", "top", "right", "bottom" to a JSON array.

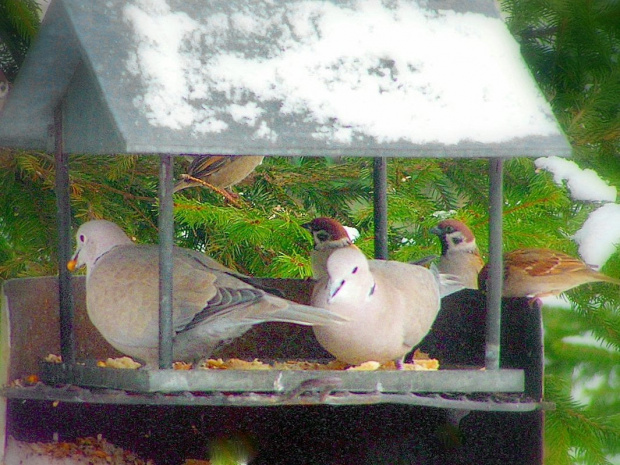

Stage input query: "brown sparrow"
[
  {"left": 478, "top": 248, "right": 620, "bottom": 299},
  {"left": 430, "top": 219, "right": 485, "bottom": 289},
  {"left": 174, "top": 155, "right": 263, "bottom": 193},
  {"left": 302, "top": 217, "right": 354, "bottom": 280}
]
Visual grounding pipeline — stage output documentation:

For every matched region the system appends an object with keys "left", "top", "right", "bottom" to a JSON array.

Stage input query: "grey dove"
[
  {"left": 303, "top": 217, "right": 462, "bottom": 367},
  {"left": 68, "top": 219, "right": 345, "bottom": 367}
]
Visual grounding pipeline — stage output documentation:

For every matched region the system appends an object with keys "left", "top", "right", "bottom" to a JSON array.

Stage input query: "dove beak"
[
  {"left": 67, "top": 249, "right": 80, "bottom": 272},
  {"left": 67, "top": 259, "right": 78, "bottom": 272},
  {"left": 328, "top": 279, "right": 345, "bottom": 303}
]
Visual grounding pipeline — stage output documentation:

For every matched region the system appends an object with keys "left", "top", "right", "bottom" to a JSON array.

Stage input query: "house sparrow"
[
  {"left": 430, "top": 219, "right": 485, "bottom": 290},
  {"left": 67, "top": 220, "right": 345, "bottom": 367},
  {"left": 303, "top": 217, "right": 462, "bottom": 366},
  {"left": 173, "top": 154, "right": 263, "bottom": 195},
  {"left": 478, "top": 248, "right": 620, "bottom": 299}
]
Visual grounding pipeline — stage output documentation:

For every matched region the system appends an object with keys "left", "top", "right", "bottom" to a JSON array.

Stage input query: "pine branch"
[{"left": 545, "top": 375, "right": 620, "bottom": 465}]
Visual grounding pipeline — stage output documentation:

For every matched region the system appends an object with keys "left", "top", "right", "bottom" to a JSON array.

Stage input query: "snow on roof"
[{"left": 123, "top": 0, "right": 560, "bottom": 146}]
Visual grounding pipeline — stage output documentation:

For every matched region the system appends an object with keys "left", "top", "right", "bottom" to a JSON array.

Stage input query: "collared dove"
[
  {"left": 302, "top": 217, "right": 462, "bottom": 366},
  {"left": 430, "top": 219, "right": 485, "bottom": 290},
  {"left": 68, "top": 219, "right": 345, "bottom": 367}
]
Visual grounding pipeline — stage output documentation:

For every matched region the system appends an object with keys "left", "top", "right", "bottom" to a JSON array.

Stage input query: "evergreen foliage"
[
  {"left": 0, "top": 0, "right": 40, "bottom": 81},
  {"left": 500, "top": 1, "right": 620, "bottom": 462},
  {"left": 1, "top": 1, "right": 619, "bottom": 462}
]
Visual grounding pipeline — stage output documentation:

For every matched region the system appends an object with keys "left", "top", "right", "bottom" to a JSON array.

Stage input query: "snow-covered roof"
[{"left": 0, "top": 0, "right": 571, "bottom": 157}]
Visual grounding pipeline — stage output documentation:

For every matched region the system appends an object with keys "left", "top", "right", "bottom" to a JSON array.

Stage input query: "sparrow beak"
[{"left": 429, "top": 226, "right": 443, "bottom": 236}]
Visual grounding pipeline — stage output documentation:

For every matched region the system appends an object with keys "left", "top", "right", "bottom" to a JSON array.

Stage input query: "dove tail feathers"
[{"left": 262, "top": 297, "right": 348, "bottom": 326}]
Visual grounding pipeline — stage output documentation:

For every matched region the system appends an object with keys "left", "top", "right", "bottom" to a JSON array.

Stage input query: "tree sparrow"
[
  {"left": 174, "top": 155, "right": 264, "bottom": 193},
  {"left": 430, "top": 219, "right": 485, "bottom": 289},
  {"left": 302, "top": 217, "right": 354, "bottom": 280}
]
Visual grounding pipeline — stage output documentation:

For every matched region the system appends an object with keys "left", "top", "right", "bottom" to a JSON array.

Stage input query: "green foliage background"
[{"left": 0, "top": 0, "right": 619, "bottom": 463}]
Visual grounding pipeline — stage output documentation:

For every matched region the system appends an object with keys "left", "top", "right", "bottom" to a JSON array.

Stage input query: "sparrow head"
[
  {"left": 67, "top": 220, "right": 133, "bottom": 273},
  {"left": 430, "top": 219, "right": 478, "bottom": 257},
  {"left": 302, "top": 217, "right": 352, "bottom": 250}
]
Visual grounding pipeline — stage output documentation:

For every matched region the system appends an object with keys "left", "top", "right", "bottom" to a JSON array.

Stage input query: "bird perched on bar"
[
  {"left": 173, "top": 154, "right": 263, "bottom": 196},
  {"left": 430, "top": 219, "right": 484, "bottom": 289},
  {"left": 303, "top": 217, "right": 462, "bottom": 367},
  {"left": 478, "top": 248, "right": 620, "bottom": 301},
  {"left": 67, "top": 219, "right": 345, "bottom": 367}
]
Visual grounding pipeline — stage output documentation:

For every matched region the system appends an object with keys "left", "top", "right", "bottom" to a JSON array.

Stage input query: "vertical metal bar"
[
  {"left": 54, "top": 105, "right": 76, "bottom": 365},
  {"left": 158, "top": 154, "right": 174, "bottom": 369},
  {"left": 373, "top": 157, "right": 388, "bottom": 260},
  {"left": 486, "top": 158, "right": 504, "bottom": 370}
]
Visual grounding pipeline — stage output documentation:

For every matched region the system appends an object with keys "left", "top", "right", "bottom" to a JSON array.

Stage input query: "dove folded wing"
[{"left": 73, "top": 219, "right": 345, "bottom": 366}]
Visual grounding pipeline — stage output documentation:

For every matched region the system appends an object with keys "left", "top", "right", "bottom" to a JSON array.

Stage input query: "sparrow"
[
  {"left": 478, "top": 248, "right": 620, "bottom": 299},
  {"left": 430, "top": 219, "right": 485, "bottom": 289},
  {"left": 302, "top": 217, "right": 354, "bottom": 280},
  {"left": 173, "top": 155, "right": 263, "bottom": 193},
  {"left": 302, "top": 217, "right": 462, "bottom": 295},
  {"left": 303, "top": 217, "right": 462, "bottom": 366},
  {"left": 67, "top": 220, "right": 346, "bottom": 367}
]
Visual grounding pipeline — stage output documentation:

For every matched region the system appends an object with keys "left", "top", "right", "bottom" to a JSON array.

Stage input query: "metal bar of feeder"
[
  {"left": 486, "top": 158, "right": 504, "bottom": 370},
  {"left": 158, "top": 155, "right": 175, "bottom": 369},
  {"left": 54, "top": 105, "right": 76, "bottom": 365},
  {"left": 373, "top": 157, "right": 388, "bottom": 260}
]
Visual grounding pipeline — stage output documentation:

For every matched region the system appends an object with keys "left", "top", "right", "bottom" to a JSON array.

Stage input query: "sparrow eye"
[
  {"left": 352, "top": 266, "right": 358, "bottom": 274},
  {"left": 445, "top": 226, "right": 454, "bottom": 233},
  {"left": 317, "top": 231, "right": 330, "bottom": 241}
]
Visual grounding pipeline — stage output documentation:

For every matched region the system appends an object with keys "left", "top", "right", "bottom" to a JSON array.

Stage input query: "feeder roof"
[{"left": 0, "top": 0, "right": 571, "bottom": 157}]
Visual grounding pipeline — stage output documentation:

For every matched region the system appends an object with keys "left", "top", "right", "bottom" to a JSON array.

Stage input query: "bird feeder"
[{"left": 0, "top": 0, "right": 570, "bottom": 463}]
